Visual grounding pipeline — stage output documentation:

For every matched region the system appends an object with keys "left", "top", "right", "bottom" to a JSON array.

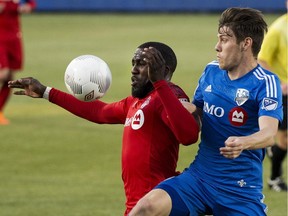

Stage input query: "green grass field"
[{"left": 1, "top": 13, "right": 286, "bottom": 216}]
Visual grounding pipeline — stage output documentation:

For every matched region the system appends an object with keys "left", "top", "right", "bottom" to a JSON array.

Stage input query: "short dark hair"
[
  {"left": 218, "top": 7, "right": 268, "bottom": 57},
  {"left": 138, "top": 42, "right": 177, "bottom": 73}
]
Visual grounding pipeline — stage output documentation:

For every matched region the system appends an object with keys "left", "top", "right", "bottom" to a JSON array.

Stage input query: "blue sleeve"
[{"left": 258, "top": 74, "right": 283, "bottom": 122}]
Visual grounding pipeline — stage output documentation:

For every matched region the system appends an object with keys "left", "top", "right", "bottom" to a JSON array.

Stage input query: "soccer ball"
[{"left": 64, "top": 55, "right": 112, "bottom": 102}]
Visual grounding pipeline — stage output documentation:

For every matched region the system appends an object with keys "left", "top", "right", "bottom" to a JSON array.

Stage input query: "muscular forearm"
[
  {"left": 243, "top": 127, "right": 276, "bottom": 150},
  {"left": 246, "top": 116, "right": 278, "bottom": 149},
  {"left": 221, "top": 116, "right": 278, "bottom": 159}
]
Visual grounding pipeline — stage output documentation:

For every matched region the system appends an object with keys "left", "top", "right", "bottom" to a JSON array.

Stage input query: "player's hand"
[
  {"left": 181, "top": 101, "right": 196, "bottom": 113},
  {"left": 141, "top": 47, "right": 166, "bottom": 83},
  {"left": 8, "top": 77, "right": 47, "bottom": 98},
  {"left": 220, "top": 136, "right": 245, "bottom": 159}
]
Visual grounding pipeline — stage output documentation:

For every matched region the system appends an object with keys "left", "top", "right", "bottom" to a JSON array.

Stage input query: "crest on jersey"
[
  {"left": 262, "top": 98, "right": 278, "bottom": 111},
  {"left": 235, "top": 88, "right": 249, "bottom": 106}
]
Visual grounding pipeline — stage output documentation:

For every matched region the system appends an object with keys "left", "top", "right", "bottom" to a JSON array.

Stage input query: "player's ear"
[
  {"left": 241, "top": 37, "right": 252, "bottom": 51},
  {"left": 164, "top": 66, "right": 172, "bottom": 81}
]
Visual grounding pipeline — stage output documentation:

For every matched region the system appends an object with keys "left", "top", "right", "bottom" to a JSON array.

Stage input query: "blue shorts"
[{"left": 155, "top": 170, "right": 267, "bottom": 216}]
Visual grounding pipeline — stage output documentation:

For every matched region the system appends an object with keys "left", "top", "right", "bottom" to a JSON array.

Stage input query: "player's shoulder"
[
  {"left": 272, "top": 14, "right": 288, "bottom": 28},
  {"left": 251, "top": 65, "right": 280, "bottom": 82},
  {"left": 205, "top": 60, "right": 221, "bottom": 71},
  {"left": 167, "top": 82, "right": 183, "bottom": 91},
  {"left": 121, "top": 95, "right": 138, "bottom": 107},
  {"left": 250, "top": 65, "right": 281, "bottom": 95},
  {"left": 201, "top": 60, "right": 222, "bottom": 76},
  {"left": 168, "top": 82, "right": 189, "bottom": 102},
  {"left": 206, "top": 60, "right": 219, "bottom": 67}
]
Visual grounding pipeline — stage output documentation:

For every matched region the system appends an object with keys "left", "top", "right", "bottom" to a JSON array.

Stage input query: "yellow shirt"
[{"left": 258, "top": 14, "right": 288, "bottom": 83}]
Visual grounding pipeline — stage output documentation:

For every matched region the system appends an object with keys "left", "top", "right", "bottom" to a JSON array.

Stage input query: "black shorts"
[{"left": 279, "top": 95, "right": 287, "bottom": 130}]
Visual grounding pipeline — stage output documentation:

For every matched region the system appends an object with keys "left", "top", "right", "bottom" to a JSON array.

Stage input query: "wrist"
[{"left": 43, "top": 87, "right": 52, "bottom": 100}]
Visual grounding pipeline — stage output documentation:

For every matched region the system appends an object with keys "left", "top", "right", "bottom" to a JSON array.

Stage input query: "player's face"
[
  {"left": 215, "top": 27, "right": 243, "bottom": 72},
  {"left": 131, "top": 48, "right": 154, "bottom": 98}
]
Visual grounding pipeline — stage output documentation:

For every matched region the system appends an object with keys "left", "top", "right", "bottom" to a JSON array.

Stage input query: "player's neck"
[{"left": 228, "top": 58, "right": 257, "bottom": 80}]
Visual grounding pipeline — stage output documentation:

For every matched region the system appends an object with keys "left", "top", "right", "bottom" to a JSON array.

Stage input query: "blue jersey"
[{"left": 191, "top": 61, "right": 283, "bottom": 191}]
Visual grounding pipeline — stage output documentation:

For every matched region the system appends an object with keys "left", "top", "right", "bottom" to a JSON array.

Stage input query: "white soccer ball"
[{"left": 64, "top": 55, "right": 112, "bottom": 102}]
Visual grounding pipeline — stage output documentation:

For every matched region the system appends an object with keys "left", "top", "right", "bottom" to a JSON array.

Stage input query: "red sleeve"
[
  {"left": 154, "top": 80, "right": 199, "bottom": 145},
  {"left": 49, "top": 88, "right": 128, "bottom": 124},
  {"left": 168, "top": 82, "right": 190, "bottom": 102}
]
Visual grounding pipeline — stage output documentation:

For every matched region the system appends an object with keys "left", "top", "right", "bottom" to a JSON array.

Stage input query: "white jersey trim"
[
  {"left": 207, "top": 60, "right": 219, "bottom": 66},
  {"left": 253, "top": 67, "right": 277, "bottom": 98}
]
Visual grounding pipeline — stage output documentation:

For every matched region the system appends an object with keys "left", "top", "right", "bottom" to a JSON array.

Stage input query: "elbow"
[
  {"left": 265, "top": 126, "right": 278, "bottom": 147},
  {"left": 266, "top": 136, "right": 275, "bottom": 147},
  {"left": 177, "top": 116, "right": 200, "bottom": 146},
  {"left": 182, "top": 139, "right": 198, "bottom": 146},
  {"left": 181, "top": 130, "right": 199, "bottom": 146}
]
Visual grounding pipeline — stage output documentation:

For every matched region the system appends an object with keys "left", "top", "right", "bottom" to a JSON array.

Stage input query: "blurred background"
[{"left": 35, "top": 0, "right": 286, "bottom": 13}]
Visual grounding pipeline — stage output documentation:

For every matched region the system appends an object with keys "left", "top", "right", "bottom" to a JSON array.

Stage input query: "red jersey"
[
  {"left": 48, "top": 80, "right": 199, "bottom": 215},
  {"left": 0, "top": 0, "right": 36, "bottom": 40}
]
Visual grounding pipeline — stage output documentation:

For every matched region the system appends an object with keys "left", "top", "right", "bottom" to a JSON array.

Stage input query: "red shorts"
[{"left": 0, "top": 37, "right": 23, "bottom": 71}]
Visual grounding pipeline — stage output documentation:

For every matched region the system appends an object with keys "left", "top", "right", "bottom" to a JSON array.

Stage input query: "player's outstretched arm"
[{"left": 8, "top": 77, "right": 47, "bottom": 98}]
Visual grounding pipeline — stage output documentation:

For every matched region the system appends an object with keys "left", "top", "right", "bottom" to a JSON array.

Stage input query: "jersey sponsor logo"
[
  {"left": 235, "top": 88, "right": 249, "bottom": 106},
  {"left": 140, "top": 96, "right": 151, "bottom": 109},
  {"left": 229, "top": 107, "right": 248, "bottom": 126},
  {"left": 131, "top": 110, "right": 144, "bottom": 130},
  {"left": 262, "top": 98, "right": 278, "bottom": 111},
  {"left": 203, "top": 101, "right": 224, "bottom": 117},
  {"left": 205, "top": 85, "right": 212, "bottom": 92}
]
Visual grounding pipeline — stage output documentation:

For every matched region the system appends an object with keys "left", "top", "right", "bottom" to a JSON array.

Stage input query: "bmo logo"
[
  {"left": 229, "top": 107, "right": 248, "bottom": 126},
  {"left": 203, "top": 102, "right": 225, "bottom": 117},
  {"left": 131, "top": 110, "right": 144, "bottom": 130}
]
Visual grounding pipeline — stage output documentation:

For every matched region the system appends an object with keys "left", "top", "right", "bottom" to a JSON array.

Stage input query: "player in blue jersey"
[{"left": 129, "top": 7, "right": 283, "bottom": 216}]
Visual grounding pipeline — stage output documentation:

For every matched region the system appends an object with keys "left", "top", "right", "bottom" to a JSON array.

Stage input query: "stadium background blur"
[{"left": 1, "top": 0, "right": 287, "bottom": 215}]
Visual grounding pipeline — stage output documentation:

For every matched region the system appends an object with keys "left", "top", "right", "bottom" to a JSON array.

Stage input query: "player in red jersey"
[
  {"left": 8, "top": 42, "right": 200, "bottom": 215},
  {"left": 0, "top": 0, "right": 36, "bottom": 124}
]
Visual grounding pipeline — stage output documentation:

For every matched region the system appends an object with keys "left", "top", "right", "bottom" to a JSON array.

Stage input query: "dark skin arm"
[{"left": 8, "top": 77, "right": 47, "bottom": 98}]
